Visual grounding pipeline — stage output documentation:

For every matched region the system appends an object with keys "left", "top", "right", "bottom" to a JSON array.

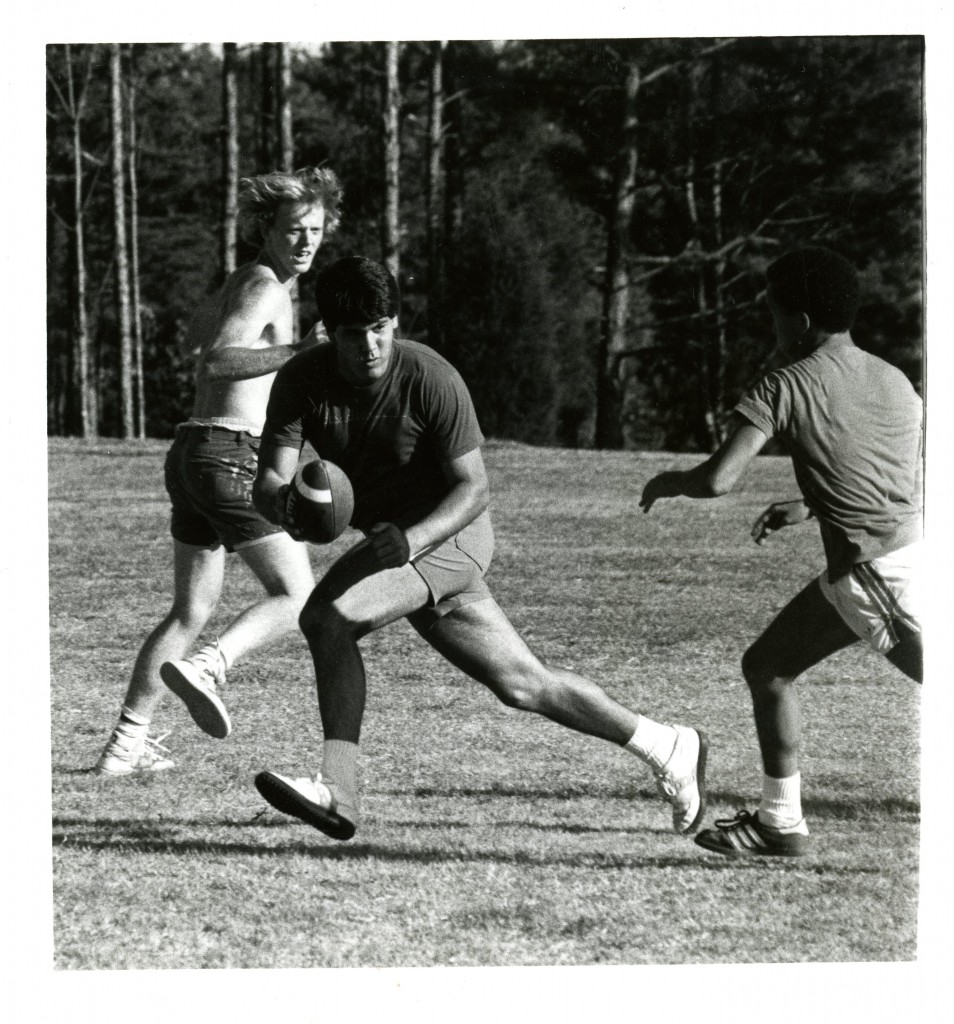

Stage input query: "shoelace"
[
  {"left": 144, "top": 731, "right": 172, "bottom": 754},
  {"left": 713, "top": 809, "right": 753, "bottom": 831},
  {"left": 192, "top": 643, "right": 226, "bottom": 688}
]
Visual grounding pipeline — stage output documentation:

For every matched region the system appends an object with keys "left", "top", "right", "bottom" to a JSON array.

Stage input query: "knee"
[
  {"left": 741, "top": 645, "right": 788, "bottom": 693},
  {"left": 489, "top": 665, "right": 547, "bottom": 713},
  {"left": 299, "top": 597, "right": 334, "bottom": 637},
  {"left": 169, "top": 596, "right": 216, "bottom": 635},
  {"left": 298, "top": 595, "right": 362, "bottom": 641}
]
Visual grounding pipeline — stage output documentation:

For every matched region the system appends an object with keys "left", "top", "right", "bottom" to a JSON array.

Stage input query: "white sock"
[
  {"left": 624, "top": 716, "right": 678, "bottom": 772},
  {"left": 759, "top": 772, "right": 803, "bottom": 829},
  {"left": 119, "top": 705, "right": 149, "bottom": 732},
  {"left": 321, "top": 739, "right": 360, "bottom": 821}
]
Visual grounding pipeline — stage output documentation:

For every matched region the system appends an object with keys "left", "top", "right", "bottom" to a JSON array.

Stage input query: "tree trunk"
[
  {"left": 382, "top": 41, "right": 401, "bottom": 280},
  {"left": 65, "top": 44, "right": 95, "bottom": 437},
  {"left": 708, "top": 55, "right": 728, "bottom": 446},
  {"left": 426, "top": 41, "right": 446, "bottom": 351},
  {"left": 110, "top": 43, "right": 134, "bottom": 439},
  {"left": 595, "top": 60, "right": 640, "bottom": 450},
  {"left": 259, "top": 43, "right": 276, "bottom": 170},
  {"left": 708, "top": 158, "right": 728, "bottom": 448},
  {"left": 277, "top": 43, "right": 293, "bottom": 171},
  {"left": 443, "top": 48, "right": 464, "bottom": 232},
  {"left": 126, "top": 45, "right": 146, "bottom": 438},
  {"left": 222, "top": 42, "right": 239, "bottom": 276},
  {"left": 276, "top": 42, "right": 298, "bottom": 340}
]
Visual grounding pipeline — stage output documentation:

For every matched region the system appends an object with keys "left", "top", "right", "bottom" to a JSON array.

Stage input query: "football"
[{"left": 288, "top": 458, "right": 354, "bottom": 544}]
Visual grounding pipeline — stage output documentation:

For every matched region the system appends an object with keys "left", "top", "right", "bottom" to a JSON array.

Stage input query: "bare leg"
[
  {"left": 217, "top": 532, "right": 315, "bottom": 665},
  {"left": 122, "top": 540, "right": 225, "bottom": 719},
  {"left": 742, "top": 578, "right": 858, "bottom": 779},
  {"left": 298, "top": 540, "right": 431, "bottom": 742},
  {"left": 411, "top": 597, "right": 639, "bottom": 744}
]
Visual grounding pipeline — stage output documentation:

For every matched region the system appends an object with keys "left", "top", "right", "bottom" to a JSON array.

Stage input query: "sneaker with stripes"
[
  {"left": 694, "top": 808, "right": 811, "bottom": 858},
  {"left": 95, "top": 728, "right": 175, "bottom": 776},
  {"left": 160, "top": 640, "right": 232, "bottom": 739}
]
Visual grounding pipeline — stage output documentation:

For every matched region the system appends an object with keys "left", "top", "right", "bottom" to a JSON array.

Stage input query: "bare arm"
[
  {"left": 252, "top": 439, "right": 303, "bottom": 535},
  {"left": 198, "top": 277, "right": 302, "bottom": 383},
  {"left": 370, "top": 448, "right": 490, "bottom": 569},
  {"left": 639, "top": 421, "right": 770, "bottom": 512},
  {"left": 406, "top": 448, "right": 489, "bottom": 557}
]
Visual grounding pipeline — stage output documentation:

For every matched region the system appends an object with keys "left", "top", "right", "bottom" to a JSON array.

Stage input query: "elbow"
[
  {"left": 200, "top": 358, "right": 228, "bottom": 383},
  {"left": 700, "top": 466, "right": 738, "bottom": 498},
  {"left": 707, "top": 475, "right": 733, "bottom": 498}
]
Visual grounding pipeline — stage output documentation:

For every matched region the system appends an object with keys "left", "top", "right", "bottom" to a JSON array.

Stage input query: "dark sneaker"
[
  {"left": 654, "top": 726, "right": 709, "bottom": 834},
  {"left": 694, "top": 809, "right": 811, "bottom": 858},
  {"left": 254, "top": 771, "right": 357, "bottom": 841},
  {"left": 160, "top": 641, "right": 231, "bottom": 739}
]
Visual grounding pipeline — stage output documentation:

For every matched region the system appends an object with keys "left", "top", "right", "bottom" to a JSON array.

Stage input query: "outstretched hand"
[
  {"left": 369, "top": 522, "right": 412, "bottom": 569},
  {"left": 751, "top": 499, "right": 812, "bottom": 545},
  {"left": 639, "top": 471, "right": 684, "bottom": 513}
]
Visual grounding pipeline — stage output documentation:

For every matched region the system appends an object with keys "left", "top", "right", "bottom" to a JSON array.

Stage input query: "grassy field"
[{"left": 42, "top": 436, "right": 930, "bottom": 989}]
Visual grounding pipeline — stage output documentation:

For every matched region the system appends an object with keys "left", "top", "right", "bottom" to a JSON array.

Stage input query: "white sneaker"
[
  {"left": 654, "top": 726, "right": 709, "bottom": 834},
  {"left": 95, "top": 728, "right": 174, "bottom": 776},
  {"left": 254, "top": 770, "right": 357, "bottom": 841},
  {"left": 160, "top": 641, "right": 231, "bottom": 739}
]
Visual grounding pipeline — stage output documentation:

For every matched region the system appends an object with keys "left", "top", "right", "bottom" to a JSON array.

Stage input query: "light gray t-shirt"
[{"left": 735, "top": 336, "right": 923, "bottom": 581}]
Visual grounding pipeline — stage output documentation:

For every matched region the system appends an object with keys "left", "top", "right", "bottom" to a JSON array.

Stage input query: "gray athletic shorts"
[{"left": 407, "top": 510, "right": 495, "bottom": 628}]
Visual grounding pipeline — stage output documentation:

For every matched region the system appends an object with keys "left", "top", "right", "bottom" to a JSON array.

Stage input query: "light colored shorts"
[
  {"left": 818, "top": 541, "right": 922, "bottom": 653},
  {"left": 407, "top": 510, "right": 495, "bottom": 628}
]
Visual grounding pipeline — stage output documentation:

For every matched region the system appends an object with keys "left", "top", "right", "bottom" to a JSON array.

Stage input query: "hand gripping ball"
[{"left": 288, "top": 459, "right": 354, "bottom": 544}]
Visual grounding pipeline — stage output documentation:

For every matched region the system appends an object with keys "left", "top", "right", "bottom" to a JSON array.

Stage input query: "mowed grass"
[{"left": 48, "top": 437, "right": 920, "bottom": 969}]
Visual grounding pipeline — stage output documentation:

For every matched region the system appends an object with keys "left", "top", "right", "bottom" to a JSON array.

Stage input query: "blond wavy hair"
[{"left": 237, "top": 167, "right": 343, "bottom": 245}]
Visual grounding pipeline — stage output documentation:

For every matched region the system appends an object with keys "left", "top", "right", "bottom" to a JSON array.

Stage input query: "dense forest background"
[{"left": 46, "top": 37, "right": 924, "bottom": 450}]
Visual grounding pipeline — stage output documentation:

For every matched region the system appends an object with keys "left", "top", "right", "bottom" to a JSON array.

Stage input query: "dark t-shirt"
[
  {"left": 735, "top": 336, "right": 923, "bottom": 580},
  {"left": 262, "top": 338, "right": 485, "bottom": 531}
]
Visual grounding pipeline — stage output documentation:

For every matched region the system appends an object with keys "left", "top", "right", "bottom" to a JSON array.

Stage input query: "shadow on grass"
[
  {"left": 52, "top": 817, "right": 900, "bottom": 875},
  {"left": 397, "top": 784, "right": 920, "bottom": 820},
  {"left": 56, "top": 773, "right": 921, "bottom": 821}
]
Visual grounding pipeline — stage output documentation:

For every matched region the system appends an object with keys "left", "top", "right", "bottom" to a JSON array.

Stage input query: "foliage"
[{"left": 46, "top": 38, "right": 924, "bottom": 448}]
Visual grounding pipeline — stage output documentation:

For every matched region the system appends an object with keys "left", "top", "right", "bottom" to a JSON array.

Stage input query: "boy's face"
[
  {"left": 766, "top": 286, "right": 808, "bottom": 358},
  {"left": 263, "top": 202, "right": 325, "bottom": 280},
  {"left": 333, "top": 316, "right": 397, "bottom": 385}
]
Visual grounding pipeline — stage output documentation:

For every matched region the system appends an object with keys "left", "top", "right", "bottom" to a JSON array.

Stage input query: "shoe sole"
[
  {"left": 254, "top": 772, "right": 356, "bottom": 841},
  {"left": 93, "top": 763, "right": 134, "bottom": 777},
  {"left": 160, "top": 662, "right": 232, "bottom": 739},
  {"left": 683, "top": 728, "right": 710, "bottom": 835},
  {"left": 93, "top": 761, "right": 174, "bottom": 776}
]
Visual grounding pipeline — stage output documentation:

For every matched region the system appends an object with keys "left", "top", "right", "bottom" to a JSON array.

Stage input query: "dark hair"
[
  {"left": 766, "top": 246, "right": 860, "bottom": 332},
  {"left": 315, "top": 256, "right": 400, "bottom": 332}
]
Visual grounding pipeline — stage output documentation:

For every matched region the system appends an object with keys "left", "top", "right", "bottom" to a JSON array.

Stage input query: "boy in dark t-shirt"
[
  {"left": 640, "top": 247, "right": 923, "bottom": 858},
  {"left": 179, "top": 256, "right": 709, "bottom": 843}
]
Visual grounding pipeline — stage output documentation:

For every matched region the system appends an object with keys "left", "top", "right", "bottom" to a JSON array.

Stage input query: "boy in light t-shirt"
[{"left": 640, "top": 246, "right": 922, "bottom": 857}]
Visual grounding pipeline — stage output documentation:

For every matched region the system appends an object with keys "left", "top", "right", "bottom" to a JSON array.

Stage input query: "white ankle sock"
[
  {"left": 624, "top": 716, "right": 678, "bottom": 772},
  {"left": 759, "top": 772, "right": 803, "bottom": 829},
  {"left": 119, "top": 706, "right": 149, "bottom": 731}
]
